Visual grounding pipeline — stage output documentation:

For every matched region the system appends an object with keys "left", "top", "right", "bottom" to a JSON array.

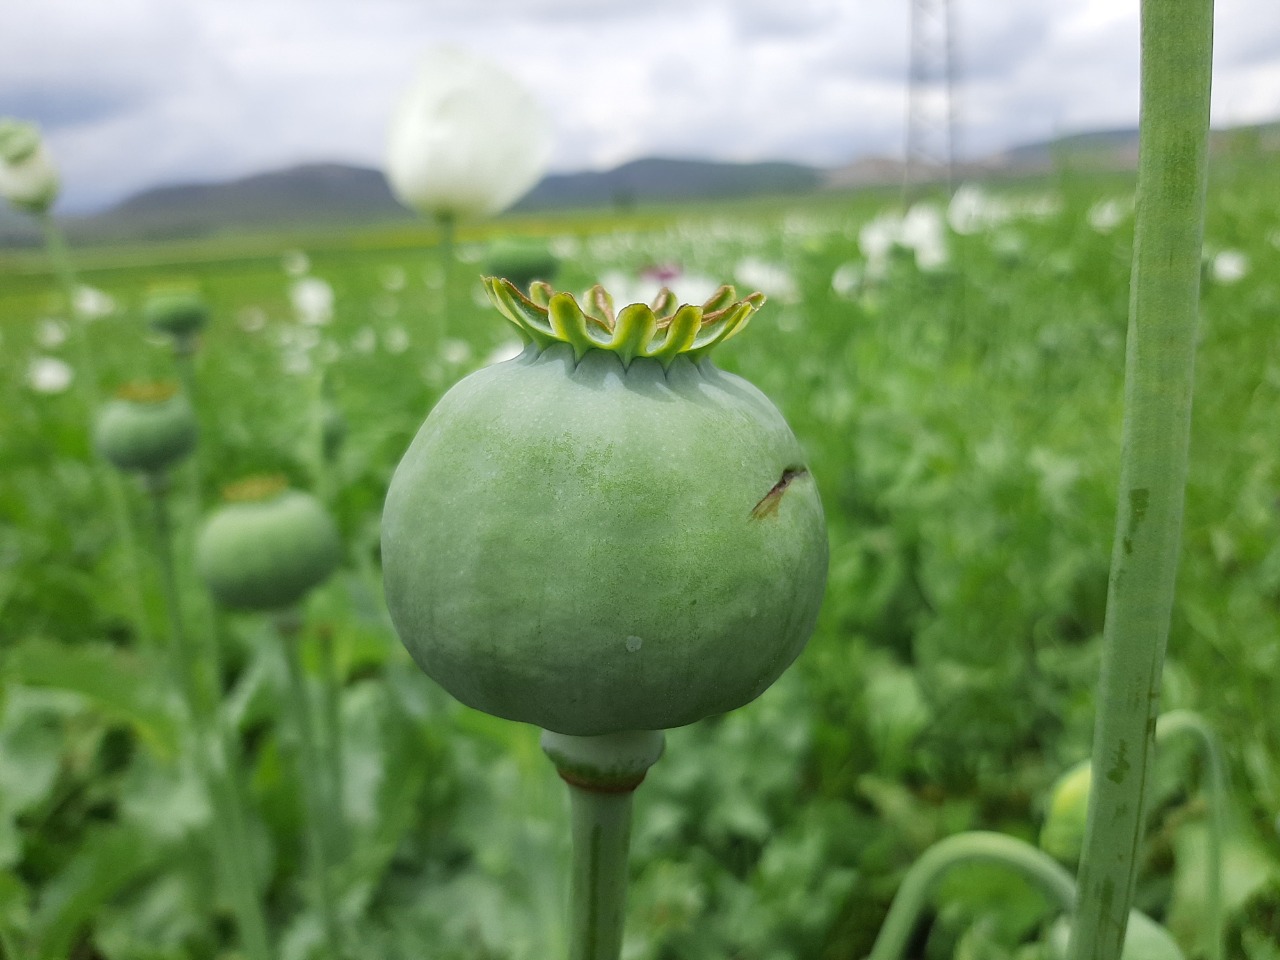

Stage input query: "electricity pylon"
[{"left": 902, "top": 0, "right": 959, "bottom": 205}]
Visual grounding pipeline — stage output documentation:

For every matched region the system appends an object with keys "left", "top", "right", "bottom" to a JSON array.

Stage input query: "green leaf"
[
  {"left": 3, "top": 641, "right": 181, "bottom": 757},
  {"left": 30, "top": 824, "right": 161, "bottom": 960}
]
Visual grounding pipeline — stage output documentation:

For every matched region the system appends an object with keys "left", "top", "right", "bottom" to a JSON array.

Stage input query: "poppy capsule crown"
[
  {"left": 485, "top": 277, "right": 764, "bottom": 370},
  {"left": 195, "top": 477, "right": 342, "bottom": 612},
  {"left": 93, "top": 382, "right": 197, "bottom": 475}
]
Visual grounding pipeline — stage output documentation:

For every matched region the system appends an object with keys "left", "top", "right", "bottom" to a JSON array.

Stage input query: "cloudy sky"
[{"left": 3, "top": 0, "right": 1278, "bottom": 212}]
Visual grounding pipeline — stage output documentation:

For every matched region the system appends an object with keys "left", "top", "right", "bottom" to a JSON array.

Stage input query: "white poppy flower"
[
  {"left": 386, "top": 46, "right": 552, "bottom": 220},
  {"left": 1210, "top": 249, "right": 1248, "bottom": 284},
  {"left": 0, "top": 119, "right": 59, "bottom": 214},
  {"left": 35, "top": 317, "right": 68, "bottom": 348},
  {"left": 282, "top": 249, "right": 311, "bottom": 277},
  {"left": 74, "top": 286, "right": 116, "bottom": 320},
  {"left": 27, "top": 356, "right": 73, "bottom": 394},
  {"left": 290, "top": 277, "right": 335, "bottom": 326},
  {"left": 734, "top": 256, "right": 799, "bottom": 302}
]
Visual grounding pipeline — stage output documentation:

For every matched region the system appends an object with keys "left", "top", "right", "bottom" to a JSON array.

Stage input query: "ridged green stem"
[
  {"left": 1155, "top": 710, "right": 1225, "bottom": 960},
  {"left": 38, "top": 212, "right": 154, "bottom": 649},
  {"left": 279, "top": 617, "right": 344, "bottom": 960},
  {"left": 317, "top": 625, "right": 347, "bottom": 860},
  {"left": 866, "top": 831, "right": 1077, "bottom": 960},
  {"left": 542, "top": 730, "right": 664, "bottom": 960},
  {"left": 436, "top": 211, "right": 455, "bottom": 344},
  {"left": 1067, "top": 3, "right": 1214, "bottom": 959},
  {"left": 145, "top": 477, "right": 272, "bottom": 960}
]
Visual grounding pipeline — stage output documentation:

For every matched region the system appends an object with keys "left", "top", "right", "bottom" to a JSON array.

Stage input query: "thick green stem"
[
  {"left": 317, "top": 625, "right": 347, "bottom": 859},
  {"left": 866, "top": 832, "right": 1077, "bottom": 960},
  {"left": 40, "top": 213, "right": 154, "bottom": 648},
  {"left": 37, "top": 212, "right": 99, "bottom": 406},
  {"left": 279, "top": 617, "right": 344, "bottom": 960},
  {"left": 145, "top": 477, "right": 272, "bottom": 960},
  {"left": 1155, "top": 710, "right": 1225, "bottom": 960},
  {"left": 436, "top": 211, "right": 456, "bottom": 343},
  {"left": 1067, "top": 3, "right": 1214, "bottom": 960},
  {"left": 542, "top": 730, "right": 664, "bottom": 960}
]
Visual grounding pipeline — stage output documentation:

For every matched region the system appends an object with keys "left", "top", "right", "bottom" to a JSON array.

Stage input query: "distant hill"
[
  {"left": 513, "top": 157, "right": 821, "bottom": 209},
  {"left": 0, "top": 119, "right": 1275, "bottom": 246}
]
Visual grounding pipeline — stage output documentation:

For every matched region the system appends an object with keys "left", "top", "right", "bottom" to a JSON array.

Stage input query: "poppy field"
[{"left": 1, "top": 148, "right": 1280, "bottom": 959}]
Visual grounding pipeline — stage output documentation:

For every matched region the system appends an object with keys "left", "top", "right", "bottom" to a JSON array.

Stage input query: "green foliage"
[{"left": 1, "top": 161, "right": 1279, "bottom": 956}]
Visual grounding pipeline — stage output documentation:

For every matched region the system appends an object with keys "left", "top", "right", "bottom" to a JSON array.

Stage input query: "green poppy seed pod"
[
  {"left": 195, "top": 477, "right": 342, "bottom": 611},
  {"left": 144, "top": 288, "right": 209, "bottom": 352},
  {"left": 382, "top": 280, "right": 828, "bottom": 736},
  {"left": 483, "top": 238, "right": 560, "bottom": 290},
  {"left": 1040, "top": 760, "right": 1092, "bottom": 864},
  {"left": 93, "top": 383, "right": 197, "bottom": 474}
]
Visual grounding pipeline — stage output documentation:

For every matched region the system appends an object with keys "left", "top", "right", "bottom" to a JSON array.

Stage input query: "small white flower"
[
  {"left": 239, "top": 306, "right": 267, "bottom": 332},
  {"left": 1211, "top": 249, "right": 1248, "bottom": 284},
  {"left": 0, "top": 119, "right": 59, "bottom": 214},
  {"left": 352, "top": 327, "right": 378, "bottom": 354},
  {"left": 440, "top": 338, "right": 472, "bottom": 365},
  {"left": 386, "top": 46, "right": 552, "bottom": 220},
  {"left": 74, "top": 286, "right": 116, "bottom": 320},
  {"left": 734, "top": 257, "right": 799, "bottom": 302},
  {"left": 1088, "top": 197, "right": 1131, "bottom": 233},
  {"left": 901, "top": 203, "right": 949, "bottom": 271},
  {"left": 290, "top": 277, "right": 334, "bottom": 326},
  {"left": 282, "top": 249, "right": 311, "bottom": 277},
  {"left": 379, "top": 265, "right": 406, "bottom": 292},
  {"left": 27, "top": 356, "right": 73, "bottom": 394},
  {"left": 548, "top": 236, "right": 580, "bottom": 259},
  {"left": 384, "top": 326, "right": 410, "bottom": 354},
  {"left": 831, "top": 262, "right": 862, "bottom": 298},
  {"left": 947, "top": 184, "right": 1002, "bottom": 235},
  {"left": 35, "top": 317, "right": 68, "bottom": 348}
]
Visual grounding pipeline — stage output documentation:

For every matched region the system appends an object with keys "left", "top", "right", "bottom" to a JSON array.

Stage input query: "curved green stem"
[
  {"left": 1155, "top": 710, "right": 1225, "bottom": 960},
  {"left": 542, "top": 730, "right": 664, "bottom": 960},
  {"left": 279, "top": 616, "right": 344, "bottom": 960},
  {"left": 145, "top": 476, "right": 272, "bottom": 960},
  {"left": 866, "top": 831, "right": 1077, "bottom": 960},
  {"left": 1067, "top": 3, "right": 1215, "bottom": 958}
]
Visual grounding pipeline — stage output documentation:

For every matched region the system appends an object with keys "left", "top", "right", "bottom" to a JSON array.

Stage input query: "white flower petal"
[
  {"left": 27, "top": 356, "right": 73, "bottom": 394},
  {"left": 386, "top": 46, "right": 552, "bottom": 220}
]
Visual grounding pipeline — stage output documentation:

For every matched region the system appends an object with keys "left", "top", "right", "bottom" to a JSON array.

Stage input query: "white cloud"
[{"left": 2, "top": 0, "right": 1276, "bottom": 212}]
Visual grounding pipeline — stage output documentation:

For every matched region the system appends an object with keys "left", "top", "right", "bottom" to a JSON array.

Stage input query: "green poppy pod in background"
[
  {"left": 196, "top": 476, "right": 342, "bottom": 612},
  {"left": 94, "top": 382, "right": 197, "bottom": 475},
  {"left": 144, "top": 287, "right": 209, "bottom": 348},
  {"left": 1040, "top": 760, "right": 1092, "bottom": 864}
]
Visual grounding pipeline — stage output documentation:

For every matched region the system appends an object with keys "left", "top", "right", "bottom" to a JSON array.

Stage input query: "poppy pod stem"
[
  {"left": 141, "top": 472, "right": 273, "bottom": 960},
  {"left": 276, "top": 612, "right": 345, "bottom": 960},
  {"left": 866, "top": 832, "right": 1078, "bottom": 960},
  {"left": 542, "top": 730, "right": 664, "bottom": 960},
  {"left": 436, "top": 210, "right": 456, "bottom": 344},
  {"left": 1067, "top": 2, "right": 1214, "bottom": 957}
]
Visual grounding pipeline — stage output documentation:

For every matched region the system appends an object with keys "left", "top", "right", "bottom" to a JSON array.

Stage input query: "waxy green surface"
[
  {"left": 94, "top": 392, "right": 197, "bottom": 474},
  {"left": 196, "top": 489, "right": 342, "bottom": 612},
  {"left": 382, "top": 342, "right": 828, "bottom": 736}
]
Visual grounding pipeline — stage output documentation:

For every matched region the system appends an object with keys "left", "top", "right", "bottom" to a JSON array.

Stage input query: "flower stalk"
[
  {"left": 143, "top": 473, "right": 273, "bottom": 960},
  {"left": 1066, "top": 2, "right": 1215, "bottom": 958},
  {"left": 866, "top": 832, "right": 1077, "bottom": 960},
  {"left": 542, "top": 730, "right": 664, "bottom": 960},
  {"left": 277, "top": 613, "right": 345, "bottom": 960}
]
